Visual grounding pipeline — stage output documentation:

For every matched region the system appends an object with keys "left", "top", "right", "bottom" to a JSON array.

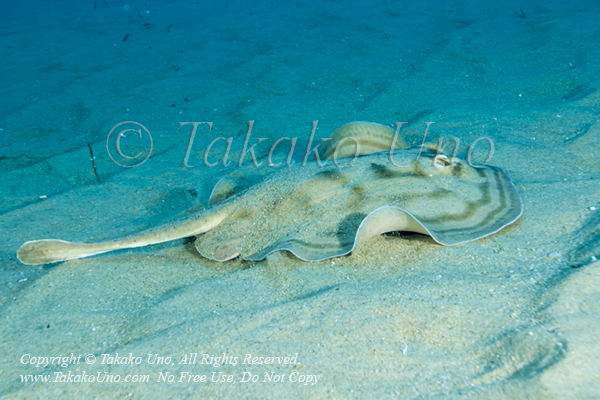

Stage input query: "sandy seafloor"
[{"left": 1, "top": 0, "right": 600, "bottom": 398}]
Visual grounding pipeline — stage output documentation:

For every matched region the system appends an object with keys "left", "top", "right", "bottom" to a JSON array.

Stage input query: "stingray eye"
[{"left": 433, "top": 155, "right": 451, "bottom": 168}]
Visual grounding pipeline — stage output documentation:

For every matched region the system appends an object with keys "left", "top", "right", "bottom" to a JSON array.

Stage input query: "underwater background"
[{"left": 1, "top": 0, "right": 599, "bottom": 398}]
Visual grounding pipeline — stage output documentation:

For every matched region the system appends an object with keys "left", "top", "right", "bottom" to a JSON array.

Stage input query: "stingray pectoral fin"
[
  {"left": 208, "top": 170, "right": 271, "bottom": 207},
  {"left": 195, "top": 235, "right": 244, "bottom": 262},
  {"left": 245, "top": 207, "right": 432, "bottom": 263},
  {"left": 244, "top": 237, "right": 355, "bottom": 262},
  {"left": 208, "top": 177, "right": 246, "bottom": 207},
  {"left": 17, "top": 204, "right": 234, "bottom": 265},
  {"left": 353, "top": 206, "right": 430, "bottom": 247},
  {"left": 320, "top": 121, "right": 409, "bottom": 160}
]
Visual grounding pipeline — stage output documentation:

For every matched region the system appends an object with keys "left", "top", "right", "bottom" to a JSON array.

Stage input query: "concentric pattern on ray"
[
  {"left": 17, "top": 122, "right": 523, "bottom": 265},
  {"left": 319, "top": 121, "right": 408, "bottom": 160}
]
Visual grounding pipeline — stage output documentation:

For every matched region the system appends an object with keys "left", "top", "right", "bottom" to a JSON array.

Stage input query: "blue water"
[{"left": 1, "top": 0, "right": 599, "bottom": 398}]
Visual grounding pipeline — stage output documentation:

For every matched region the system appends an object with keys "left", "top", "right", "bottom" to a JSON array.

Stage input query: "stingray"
[{"left": 17, "top": 122, "right": 523, "bottom": 265}]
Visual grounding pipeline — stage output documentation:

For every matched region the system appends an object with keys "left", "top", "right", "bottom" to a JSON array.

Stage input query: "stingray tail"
[
  {"left": 17, "top": 204, "right": 233, "bottom": 265},
  {"left": 18, "top": 239, "right": 127, "bottom": 265}
]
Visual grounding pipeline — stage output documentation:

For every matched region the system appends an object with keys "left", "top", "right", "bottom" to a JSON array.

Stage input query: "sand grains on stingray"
[{"left": 17, "top": 121, "right": 523, "bottom": 265}]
